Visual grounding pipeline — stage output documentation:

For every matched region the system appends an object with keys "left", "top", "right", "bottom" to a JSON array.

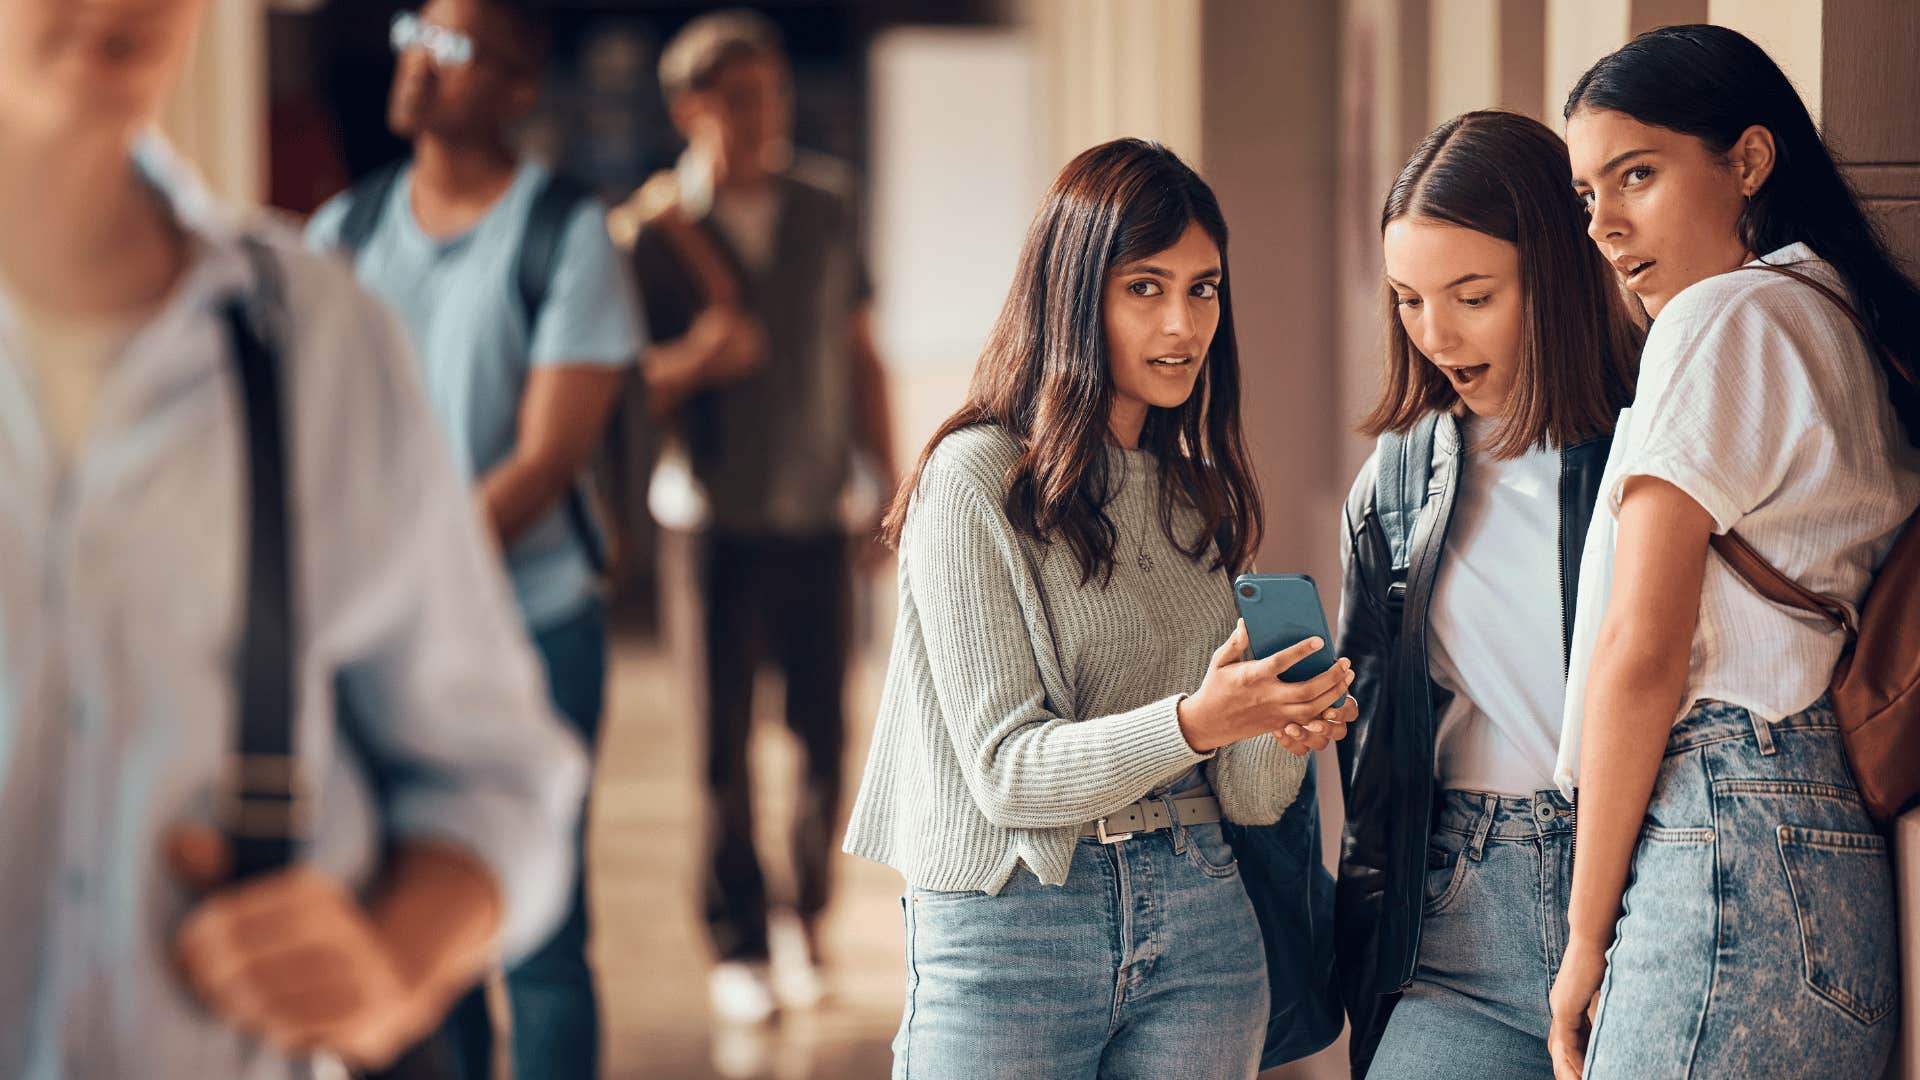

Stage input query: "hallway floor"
[{"left": 590, "top": 629, "right": 901, "bottom": 1079}]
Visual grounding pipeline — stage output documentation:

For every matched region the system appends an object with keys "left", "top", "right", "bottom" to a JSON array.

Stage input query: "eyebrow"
[
  {"left": 1575, "top": 147, "right": 1657, "bottom": 187},
  {"left": 1118, "top": 264, "right": 1223, "bottom": 282},
  {"left": 1385, "top": 272, "right": 1494, "bottom": 291}
]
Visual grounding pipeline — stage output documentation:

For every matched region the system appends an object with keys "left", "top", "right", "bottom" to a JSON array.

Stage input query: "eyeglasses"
[{"left": 390, "top": 11, "right": 474, "bottom": 70}]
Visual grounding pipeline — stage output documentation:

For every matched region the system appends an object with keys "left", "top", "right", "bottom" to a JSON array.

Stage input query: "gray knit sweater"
[{"left": 843, "top": 425, "right": 1308, "bottom": 894}]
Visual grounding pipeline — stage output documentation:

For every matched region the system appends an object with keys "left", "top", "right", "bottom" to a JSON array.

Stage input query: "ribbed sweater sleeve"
[{"left": 903, "top": 454, "right": 1212, "bottom": 829}]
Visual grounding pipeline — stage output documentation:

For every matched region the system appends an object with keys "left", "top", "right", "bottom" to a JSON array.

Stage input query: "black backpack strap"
[
  {"left": 222, "top": 241, "right": 456, "bottom": 1079},
  {"left": 334, "top": 159, "right": 407, "bottom": 256},
  {"left": 1374, "top": 411, "right": 1440, "bottom": 580},
  {"left": 516, "top": 171, "right": 593, "bottom": 328},
  {"left": 515, "top": 171, "right": 610, "bottom": 574},
  {"left": 223, "top": 239, "right": 303, "bottom": 882}
]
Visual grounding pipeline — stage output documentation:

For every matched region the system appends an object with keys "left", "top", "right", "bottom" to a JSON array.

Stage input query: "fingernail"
[
  {"left": 1322, "top": 709, "right": 1337, "bottom": 720},
  {"left": 1285, "top": 725, "right": 1303, "bottom": 737},
  {"left": 1307, "top": 722, "right": 1325, "bottom": 733}
]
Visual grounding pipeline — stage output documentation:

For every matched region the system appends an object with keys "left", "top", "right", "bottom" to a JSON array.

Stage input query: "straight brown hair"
[
  {"left": 1361, "top": 110, "right": 1642, "bottom": 456},
  {"left": 881, "top": 139, "right": 1262, "bottom": 584}
]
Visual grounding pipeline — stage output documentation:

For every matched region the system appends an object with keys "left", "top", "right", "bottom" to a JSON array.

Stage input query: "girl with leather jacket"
[{"left": 1331, "top": 110, "right": 1642, "bottom": 1079}]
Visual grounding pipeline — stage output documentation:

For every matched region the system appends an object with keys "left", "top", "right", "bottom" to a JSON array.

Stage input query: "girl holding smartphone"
[
  {"left": 1550, "top": 25, "right": 1920, "bottom": 1080},
  {"left": 1333, "top": 111, "right": 1642, "bottom": 1079},
  {"left": 843, "top": 138, "right": 1355, "bottom": 1079}
]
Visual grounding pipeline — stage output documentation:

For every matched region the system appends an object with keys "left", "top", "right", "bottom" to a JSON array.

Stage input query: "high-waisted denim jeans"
[
  {"left": 1585, "top": 697, "right": 1897, "bottom": 1079},
  {"left": 1366, "top": 788, "right": 1574, "bottom": 1080},
  {"left": 892, "top": 819, "right": 1269, "bottom": 1079}
]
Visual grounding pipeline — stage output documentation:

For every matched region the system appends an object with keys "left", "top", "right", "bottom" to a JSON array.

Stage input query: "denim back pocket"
[
  {"left": 1423, "top": 826, "right": 1470, "bottom": 915},
  {"left": 1776, "top": 825, "right": 1898, "bottom": 1025}
]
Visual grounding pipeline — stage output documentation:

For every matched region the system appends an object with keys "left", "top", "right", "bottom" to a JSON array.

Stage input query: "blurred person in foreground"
[
  {"left": 306, "top": 0, "right": 642, "bottom": 1076},
  {"left": 0, "top": 0, "right": 586, "bottom": 1077},
  {"left": 608, "top": 9, "right": 896, "bottom": 1024}
]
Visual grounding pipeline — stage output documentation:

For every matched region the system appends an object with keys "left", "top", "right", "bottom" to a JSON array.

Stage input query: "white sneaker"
[
  {"left": 708, "top": 961, "right": 778, "bottom": 1025},
  {"left": 769, "top": 912, "right": 827, "bottom": 1009},
  {"left": 709, "top": 1022, "right": 775, "bottom": 1078}
]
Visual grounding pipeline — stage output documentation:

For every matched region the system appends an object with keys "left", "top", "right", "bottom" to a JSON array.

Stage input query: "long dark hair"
[
  {"left": 1361, "top": 110, "right": 1642, "bottom": 457},
  {"left": 1567, "top": 24, "right": 1920, "bottom": 446},
  {"left": 881, "top": 138, "right": 1262, "bottom": 584}
]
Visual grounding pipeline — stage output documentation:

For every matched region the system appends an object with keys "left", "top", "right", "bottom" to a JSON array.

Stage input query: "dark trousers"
[
  {"left": 444, "top": 602, "right": 605, "bottom": 1080},
  {"left": 699, "top": 531, "right": 851, "bottom": 962}
]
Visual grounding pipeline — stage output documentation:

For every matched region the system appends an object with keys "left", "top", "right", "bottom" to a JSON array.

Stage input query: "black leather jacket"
[{"left": 1332, "top": 414, "right": 1613, "bottom": 1075}]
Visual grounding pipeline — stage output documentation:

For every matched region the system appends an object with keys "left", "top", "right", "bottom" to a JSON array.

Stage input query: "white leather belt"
[{"left": 1078, "top": 793, "right": 1223, "bottom": 844}]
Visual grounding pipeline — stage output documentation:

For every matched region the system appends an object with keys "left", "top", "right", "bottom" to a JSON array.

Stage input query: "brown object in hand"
[{"left": 1710, "top": 263, "right": 1920, "bottom": 822}]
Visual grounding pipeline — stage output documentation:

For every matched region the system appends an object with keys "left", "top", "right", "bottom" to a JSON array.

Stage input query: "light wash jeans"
[
  {"left": 1366, "top": 788, "right": 1573, "bottom": 1080},
  {"left": 1584, "top": 697, "right": 1897, "bottom": 1079},
  {"left": 893, "top": 816, "right": 1268, "bottom": 1079}
]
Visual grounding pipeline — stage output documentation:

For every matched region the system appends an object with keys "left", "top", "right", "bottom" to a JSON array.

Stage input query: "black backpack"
[{"left": 332, "top": 162, "right": 609, "bottom": 572}]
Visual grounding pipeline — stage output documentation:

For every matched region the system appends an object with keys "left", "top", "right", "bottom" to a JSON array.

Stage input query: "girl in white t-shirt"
[{"left": 1553, "top": 25, "right": 1920, "bottom": 1080}]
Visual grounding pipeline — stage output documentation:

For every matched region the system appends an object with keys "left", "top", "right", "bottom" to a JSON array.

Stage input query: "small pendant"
[{"left": 1136, "top": 548, "right": 1154, "bottom": 573}]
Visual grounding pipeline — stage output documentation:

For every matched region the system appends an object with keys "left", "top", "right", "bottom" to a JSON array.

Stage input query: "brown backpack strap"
[
  {"left": 608, "top": 170, "right": 741, "bottom": 307},
  {"left": 1709, "top": 531, "right": 1857, "bottom": 637},
  {"left": 1710, "top": 263, "right": 1888, "bottom": 639}
]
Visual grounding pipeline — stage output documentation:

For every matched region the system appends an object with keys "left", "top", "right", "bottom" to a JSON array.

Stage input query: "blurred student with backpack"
[
  {"left": 307, "top": 1, "right": 642, "bottom": 1076},
  {"left": 607, "top": 9, "right": 896, "bottom": 1024}
]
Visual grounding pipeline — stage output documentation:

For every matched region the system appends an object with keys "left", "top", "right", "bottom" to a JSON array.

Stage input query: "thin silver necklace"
[{"left": 1115, "top": 449, "right": 1155, "bottom": 573}]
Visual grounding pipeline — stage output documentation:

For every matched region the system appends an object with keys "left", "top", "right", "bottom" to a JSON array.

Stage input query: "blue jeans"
[
  {"left": 444, "top": 602, "right": 605, "bottom": 1080},
  {"left": 893, "top": 819, "right": 1268, "bottom": 1079},
  {"left": 1367, "top": 789, "right": 1572, "bottom": 1080},
  {"left": 1585, "top": 698, "right": 1897, "bottom": 1079}
]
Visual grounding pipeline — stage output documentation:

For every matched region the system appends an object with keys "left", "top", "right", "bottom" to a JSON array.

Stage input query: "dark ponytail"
[{"left": 1567, "top": 24, "right": 1920, "bottom": 446}]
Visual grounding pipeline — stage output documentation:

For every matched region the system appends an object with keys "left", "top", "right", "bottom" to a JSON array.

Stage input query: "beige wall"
[
  {"left": 162, "top": 0, "right": 265, "bottom": 204},
  {"left": 1544, "top": 0, "right": 1629, "bottom": 131},
  {"left": 1027, "top": 0, "right": 1205, "bottom": 168},
  {"left": 1199, "top": 0, "right": 1344, "bottom": 590},
  {"left": 1709, "top": 0, "right": 1824, "bottom": 123}
]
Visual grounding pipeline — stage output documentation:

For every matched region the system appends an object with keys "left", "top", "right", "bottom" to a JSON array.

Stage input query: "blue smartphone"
[{"left": 1231, "top": 573, "right": 1343, "bottom": 694}]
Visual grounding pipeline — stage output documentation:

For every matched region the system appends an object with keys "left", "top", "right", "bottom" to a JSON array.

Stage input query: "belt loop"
[
  {"left": 1465, "top": 792, "right": 1495, "bottom": 862},
  {"left": 1752, "top": 710, "right": 1777, "bottom": 756},
  {"left": 1156, "top": 793, "right": 1187, "bottom": 854}
]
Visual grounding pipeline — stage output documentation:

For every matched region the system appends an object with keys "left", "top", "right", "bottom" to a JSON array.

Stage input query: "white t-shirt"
[
  {"left": 1428, "top": 418, "right": 1567, "bottom": 796},
  {"left": 8, "top": 297, "right": 150, "bottom": 472},
  {"left": 1558, "top": 243, "right": 1920, "bottom": 794},
  {"left": 710, "top": 185, "right": 780, "bottom": 274}
]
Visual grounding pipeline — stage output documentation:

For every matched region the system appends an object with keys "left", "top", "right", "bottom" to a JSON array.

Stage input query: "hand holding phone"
[
  {"left": 1176, "top": 575, "right": 1357, "bottom": 755},
  {"left": 1231, "top": 574, "right": 1348, "bottom": 702}
]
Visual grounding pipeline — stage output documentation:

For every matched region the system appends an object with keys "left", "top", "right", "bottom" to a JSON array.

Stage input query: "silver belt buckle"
[{"left": 1095, "top": 816, "right": 1133, "bottom": 844}]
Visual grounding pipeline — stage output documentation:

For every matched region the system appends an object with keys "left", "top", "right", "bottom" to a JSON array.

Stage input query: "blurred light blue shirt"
[
  {"left": 0, "top": 141, "right": 588, "bottom": 1078},
  {"left": 307, "top": 161, "right": 643, "bottom": 632}
]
